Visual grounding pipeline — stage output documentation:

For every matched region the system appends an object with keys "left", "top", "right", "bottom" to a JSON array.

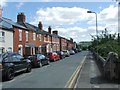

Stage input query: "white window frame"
[
  {"left": 48, "top": 35, "right": 50, "bottom": 41},
  {"left": 8, "top": 47, "right": 12, "bottom": 52},
  {"left": 39, "top": 46, "right": 42, "bottom": 53},
  {"left": 44, "top": 35, "right": 47, "bottom": 41},
  {"left": 0, "top": 31, "right": 5, "bottom": 42},
  {"left": 18, "top": 45, "right": 23, "bottom": 55},
  {"left": 33, "top": 33, "right": 36, "bottom": 40},
  {"left": 26, "top": 31, "right": 28, "bottom": 42},
  {"left": 19, "top": 30, "right": 22, "bottom": 41}
]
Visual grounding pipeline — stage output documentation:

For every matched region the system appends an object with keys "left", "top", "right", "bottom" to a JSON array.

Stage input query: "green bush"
[{"left": 91, "top": 32, "right": 120, "bottom": 60}]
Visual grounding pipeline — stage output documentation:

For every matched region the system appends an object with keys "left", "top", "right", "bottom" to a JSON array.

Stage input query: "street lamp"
[{"left": 87, "top": 10, "right": 98, "bottom": 54}]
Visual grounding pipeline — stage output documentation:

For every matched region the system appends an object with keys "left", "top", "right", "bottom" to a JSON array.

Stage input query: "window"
[
  {"left": 11, "top": 55, "right": 19, "bottom": 61},
  {"left": 18, "top": 45, "right": 23, "bottom": 55},
  {"left": 19, "top": 30, "right": 22, "bottom": 41},
  {"left": 48, "top": 35, "right": 50, "bottom": 41},
  {"left": 26, "top": 31, "right": 28, "bottom": 42},
  {"left": 16, "top": 55, "right": 23, "bottom": 60},
  {"left": 0, "top": 47, "right": 5, "bottom": 54},
  {"left": 33, "top": 33, "right": 36, "bottom": 40},
  {"left": 39, "top": 34, "right": 42, "bottom": 41},
  {"left": 8, "top": 47, "right": 12, "bottom": 52},
  {"left": 0, "top": 31, "right": 5, "bottom": 42},
  {"left": 44, "top": 35, "right": 46, "bottom": 41},
  {"left": 39, "top": 46, "right": 42, "bottom": 53}
]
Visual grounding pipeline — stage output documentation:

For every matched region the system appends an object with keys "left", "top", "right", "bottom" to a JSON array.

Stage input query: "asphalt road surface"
[{"left": 2, "top": 51, "right": 88, "bottom": 88}]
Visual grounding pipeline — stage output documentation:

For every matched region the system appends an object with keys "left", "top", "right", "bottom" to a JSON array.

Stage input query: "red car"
[{"left": 46, "top": 52, "right": 60, "bottom": 62}]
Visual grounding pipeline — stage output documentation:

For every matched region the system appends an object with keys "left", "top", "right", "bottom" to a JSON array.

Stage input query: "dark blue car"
[{"left": 0, "top": 52, "right": 32, "bottom": 80}]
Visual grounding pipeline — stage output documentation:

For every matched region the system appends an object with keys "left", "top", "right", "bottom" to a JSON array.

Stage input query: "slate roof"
[
  {"left": 0, "top": 17, "right": 27, "bottom": 31},
  {"left": 18, "top": 22, "right": 61, "bottom": 38}
]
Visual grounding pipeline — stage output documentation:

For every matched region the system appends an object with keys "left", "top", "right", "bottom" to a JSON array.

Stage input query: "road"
[{"left": 2, "top": 51, "right": 88, "bottom": 88}]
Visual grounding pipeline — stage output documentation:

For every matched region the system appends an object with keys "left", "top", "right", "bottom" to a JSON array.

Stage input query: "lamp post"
[{"left": 87, "top": 11, "right": 98, "bottom": 54}]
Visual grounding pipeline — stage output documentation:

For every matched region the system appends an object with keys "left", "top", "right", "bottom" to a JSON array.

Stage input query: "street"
[{"left": 2, "top": 51, "right": 88, "bottom": 88}]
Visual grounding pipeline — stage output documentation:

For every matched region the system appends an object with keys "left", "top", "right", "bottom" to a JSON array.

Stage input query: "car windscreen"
[{"left": 39, "top": 55, "right": 45, "bottom": 59}]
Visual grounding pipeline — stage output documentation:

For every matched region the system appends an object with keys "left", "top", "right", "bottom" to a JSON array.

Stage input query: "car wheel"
[
  {"left": 47, "top": 60, "right": 50, "bottom": 65},
  {"left": 53, "top": 59, "right": 56, "bottom": 62},
  {"left": 26, "top": 65, "right": 32, "bottom": 72},
  {"left": 6, "top": 68, "right": 15, "bottom": 80},
  {"left": 39, "top": 62, "right": 42, "bottom": 67}
]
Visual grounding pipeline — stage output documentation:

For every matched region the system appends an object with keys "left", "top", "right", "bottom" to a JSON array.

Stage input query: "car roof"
[{"left": 2, "top": 52, "right": 20, "bottom": 57}]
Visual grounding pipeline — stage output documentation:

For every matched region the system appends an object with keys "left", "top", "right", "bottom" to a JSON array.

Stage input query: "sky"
[{"left": 0, "top": 0, "right": 119, "bottom": 43}]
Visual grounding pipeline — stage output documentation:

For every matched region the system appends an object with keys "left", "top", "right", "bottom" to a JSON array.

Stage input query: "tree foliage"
[{"left": 91, "top": 29, "right": 120, "bottom": 60}]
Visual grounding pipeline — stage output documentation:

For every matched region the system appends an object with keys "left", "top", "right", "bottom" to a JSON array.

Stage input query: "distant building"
[{"left": 79, "top": 41, "right": 92, "bottom": 48}]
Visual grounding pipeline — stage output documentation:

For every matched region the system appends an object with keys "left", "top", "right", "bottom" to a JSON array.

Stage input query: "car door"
[
  {"left": 10, "top": 54, "right": 23, "bottom": 72},
  {"left": 16, "top": 54, "right": 27, "bottom": 70}
]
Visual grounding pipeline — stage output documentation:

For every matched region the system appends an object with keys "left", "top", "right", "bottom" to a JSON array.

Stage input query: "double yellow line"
[{"left": 64, "top": 56, "right": 86, "bottom": 88}]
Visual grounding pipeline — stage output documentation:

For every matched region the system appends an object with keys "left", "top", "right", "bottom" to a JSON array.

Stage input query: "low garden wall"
[{"left": 91, "top": 50, "right": 120, "bottom": 80}]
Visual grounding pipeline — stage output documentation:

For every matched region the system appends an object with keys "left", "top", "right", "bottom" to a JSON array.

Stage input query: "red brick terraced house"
[
  {"left": 17, "top": 13, "right": 54, "bottom": 55},
  {"left": 60, "top": 37, "right": 67, "bottom": 51},
  {"left": 6, "top": 12, "right": 74, "bottom": 56},
  {"left": 0, "top": 8, "right": 75, "bottom": 56},
  {"left": 66, "top": 38, "right": 74, "bottom": 50},
  {"left": 16, "top": 12, "right": 75, "bottom": 55}
]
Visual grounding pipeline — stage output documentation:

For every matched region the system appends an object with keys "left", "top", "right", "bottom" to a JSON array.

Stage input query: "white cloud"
[
  {"left": 16, "top": 2, "right": 24, "bottom": 9},
  {"left": 30, "top": 3, "right": 118, "bottom": 42},
  {"left": 0, "top": 0, "right": 7, "bottom": 7},
  {"left": 31, "top": 7, "right": 90, "bottom": 25}
]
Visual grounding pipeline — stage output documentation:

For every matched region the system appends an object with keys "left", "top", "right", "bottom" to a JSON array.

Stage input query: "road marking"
[{"left": 64, "top": 56, "right": 86, "bottom": 88}]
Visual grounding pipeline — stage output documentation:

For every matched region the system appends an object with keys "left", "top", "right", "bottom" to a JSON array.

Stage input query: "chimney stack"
[
  {"left": 38, "top": 21, "right": 43, "bottom": 30},
  {"left": 53, "top": 30, "right": 58, "bottom": 35},
  {"left": 17, "top": 12, "right": 26, "bottom": 23},
  {"left": 48, "top": 26, "right": 52, "bottom": 34},
  {"left": 70, "top": 38, "right": 73, "bottom": 42},
  {"left": 0, "top": 5, "right": 2, "bottom": 17}
]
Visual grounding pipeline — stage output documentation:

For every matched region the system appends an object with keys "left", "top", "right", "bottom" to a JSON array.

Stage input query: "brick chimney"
[
  {"left": 0, "top": 5, "right": 2, "bottom": 17},
  {"left": 17, "top": 12, "right": 26, "bottom": 23},
  {"left": 70, "top": 38, "right": 73, "bottom": 42},
  {"left": 53, "top": 30, "right": 58, "bottom": 35},
  {"left": 48, "top": 26, "right": 52, "bottom": 34},
  {"left": 38, "top": 21, "right": 43, "bottom": 30}
]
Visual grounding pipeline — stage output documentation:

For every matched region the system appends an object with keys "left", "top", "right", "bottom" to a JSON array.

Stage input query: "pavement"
[{"left": 75, "top": 51, "right": 120, "bottom": 89}]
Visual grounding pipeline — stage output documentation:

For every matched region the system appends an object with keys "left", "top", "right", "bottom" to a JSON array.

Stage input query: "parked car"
[
  {"left": 78, "top": 48, "right": 82, "bottom": 52},
  {"left": 46, "top": 52, "right": 60, "bottom": 62},
  {"left": 72, "top": 48, "right": 78, "bottom": 53},
  {"left": 63, "top": 50, "right": 70, "bottom": 57},
  {"left": 56, "top": 51, "right": 65, "bottom": 59},
  {"left": 27, "top": 54, "right": 50, "bottom": 67},
  {"left": 69, "top": 50, "right": 75, "bottom": 55},
  {"left": 0, "top": 52, "right": 31, "bottom": 80}
]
